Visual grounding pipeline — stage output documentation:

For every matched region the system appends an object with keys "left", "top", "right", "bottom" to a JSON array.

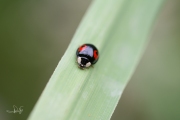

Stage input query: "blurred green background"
[{"left": 0, "top": 0, "right": 180, "bottom": 120}]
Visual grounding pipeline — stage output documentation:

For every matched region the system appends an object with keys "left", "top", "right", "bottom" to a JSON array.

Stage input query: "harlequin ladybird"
[{"left": 76, "top": 43, "right": 99, "bottom": 69}]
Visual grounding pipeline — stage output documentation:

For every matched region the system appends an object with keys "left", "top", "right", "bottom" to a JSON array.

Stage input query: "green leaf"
[{"left": 28, "top": 0, "right": 165, "bottom": 120}]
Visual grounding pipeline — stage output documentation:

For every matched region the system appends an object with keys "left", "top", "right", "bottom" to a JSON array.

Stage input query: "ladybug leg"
[
  {"left": 75, "top": 58, "right": 81, "bottom": 69},
  {"left": 78, "top": 65, "right": 85, "bottom": 70}
]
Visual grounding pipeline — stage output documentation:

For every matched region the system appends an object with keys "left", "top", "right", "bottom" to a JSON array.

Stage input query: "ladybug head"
[{"left": 77, "top": 57, "right": 91, "bottom": 68}]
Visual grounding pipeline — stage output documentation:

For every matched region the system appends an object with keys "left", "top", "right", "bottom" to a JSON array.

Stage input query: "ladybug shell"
[{"left": 76, "top": 44, "right": 99, "bottom": 65}]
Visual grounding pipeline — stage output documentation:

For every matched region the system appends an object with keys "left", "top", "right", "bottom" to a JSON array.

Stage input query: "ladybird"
[{"left": 76, "top": 43, "right": 99, "bottom": 69}]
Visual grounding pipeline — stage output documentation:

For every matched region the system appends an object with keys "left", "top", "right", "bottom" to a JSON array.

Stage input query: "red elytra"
[
  {"left": 78, "top": 45, "right": 86, "bottom": 52},
  {"left": 93, "top": 50, "right": 98, "bottom": 59}
]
